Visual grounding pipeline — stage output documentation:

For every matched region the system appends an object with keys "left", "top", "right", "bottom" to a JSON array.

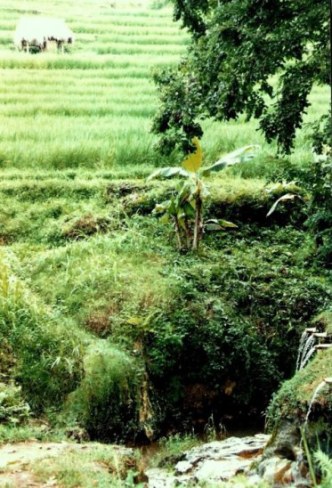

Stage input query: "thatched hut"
[{"left": 14, "top": 17, "right": 74, "bottom": 52}]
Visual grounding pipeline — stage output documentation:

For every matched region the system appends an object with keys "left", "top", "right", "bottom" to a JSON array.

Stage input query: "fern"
[{"left": 314, "top": 450, "right": 332, "bottom": 488}]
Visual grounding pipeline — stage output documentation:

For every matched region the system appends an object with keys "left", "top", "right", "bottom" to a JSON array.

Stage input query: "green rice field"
[
  {"left": 0, "top": 0, "right": 329, "bottom": 174},
  {"left": 0, "top": 0, "right": 189, "bottom": 172}
]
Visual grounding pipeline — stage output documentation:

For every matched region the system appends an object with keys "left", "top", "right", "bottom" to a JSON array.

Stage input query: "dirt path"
[
  {"left": 0, "top": 442, "right": 72, "bottom": 469},
  {"left": 0, "top": 440, "right": 138, "bottom": 487},
  {"left": 0, "top": 441, "right": 71, "bottom": 488},
  {"left": 0, "top": 441, "right": 97, "bottom": 487},
  {"left": 0, "top": 470, "right": 53, "bottom": 488}
]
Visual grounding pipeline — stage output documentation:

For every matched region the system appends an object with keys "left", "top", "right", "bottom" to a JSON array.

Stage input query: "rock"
[
  {"left": 281, "top": 466, "right": 293, "bottom": 485},
  {"left": 148, "top": 434, "right": 270, "bottom": 487},
  {"left": 259, "top": 456, "right": 292, "bottom": 484},
  {"left": 291, "top": 458, "right": 311, "bottom": 488},
  {"left": 146, "top": 468, "right": 177, "bottom": 488},
  {"left": 263, "top": 420, "right": 300, "bottom": 461},
  {"left": 175, "top": 461, "right": 192, "bottom": 474},
  {"left": 146, "top": 433, "right": 316, "bottom": 487},
  {"left": 180, "top": 434, "right": 269, "bottom": 467},
  {"left": 146, "top": 468, "right": 193, "bottom": 488},
  {"left": 194, "top": 458, "right": 251, "bottom": 482}
]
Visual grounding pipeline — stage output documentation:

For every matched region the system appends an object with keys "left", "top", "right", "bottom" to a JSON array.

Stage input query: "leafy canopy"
[{"left": 152, "top": 0, "right": 330, "bottom": 155}]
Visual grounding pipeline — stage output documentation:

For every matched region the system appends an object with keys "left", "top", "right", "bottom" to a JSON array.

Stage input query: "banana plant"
[{"left": 148, "top": 139, "right": 260, "bottom": 251}]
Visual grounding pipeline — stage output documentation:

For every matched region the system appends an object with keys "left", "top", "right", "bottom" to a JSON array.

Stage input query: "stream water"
[
  {"left": 296, "top": 327, "right": 332, "bottom": 372},
  {"left": 304, "top": 377, "right": 332, "bottom": 429},
  {"left": 296, "top": 329, "right": 317, "bottom": 371}
]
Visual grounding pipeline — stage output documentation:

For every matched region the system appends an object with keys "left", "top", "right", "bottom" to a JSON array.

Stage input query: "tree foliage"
[
  {"left": 152, "top": 0, "right": 330, "bottom": 154},
  {"left": 307, "top": 155, "right": 332, "bottom": 267}
]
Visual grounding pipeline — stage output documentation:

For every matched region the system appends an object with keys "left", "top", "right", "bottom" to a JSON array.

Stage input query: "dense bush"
[
  {"left": 264, "top": 155, "right": 332, "bottom": 268},
  {"left": 143, "top": 297, "right": 279, "bottom": 431}
]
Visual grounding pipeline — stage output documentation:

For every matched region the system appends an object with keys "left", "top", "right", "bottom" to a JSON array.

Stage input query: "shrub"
[{"left": 0, "top": 382, "right": 30, "bottom": 425}]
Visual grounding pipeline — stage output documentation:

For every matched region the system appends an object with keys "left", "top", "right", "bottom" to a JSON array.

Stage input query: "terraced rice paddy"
[{"left": 0, "top": 0, "right": 190, "bottom": 171}]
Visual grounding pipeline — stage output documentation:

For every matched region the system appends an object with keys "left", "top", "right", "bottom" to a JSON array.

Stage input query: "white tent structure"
[{"left": 14, "top": 17, "right": 74, "bottom": 52}]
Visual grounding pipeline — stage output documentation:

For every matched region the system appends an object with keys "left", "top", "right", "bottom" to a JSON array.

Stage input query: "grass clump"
[
  {"left": 30, "top": 444, "right": 143, "bottom": 488},
  {"left": 0, "top": 250, "right": 84, "bottom": 412},
  {"left": 0, "top": 423, "right": 65, "bottom": 445},
  {"left": 66, "top": 342, "right": 141, "bottom": 442}
]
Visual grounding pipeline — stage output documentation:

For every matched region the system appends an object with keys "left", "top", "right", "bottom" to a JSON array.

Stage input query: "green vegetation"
[
  {"left": 306, "top": 156, "right": 332, "bottom": 266},
  {"left": 1, "top": 170, "right": 329, "bottom": 441},
  {"left": 315, "top": 450, "right": 332, "bottom": 488},
  {"left": 0, "top": 382, "right": 30, "bottom": 425},
  {"left": 0, "top": 251, "right": 84, "bottom": 411},
  {"left": 0, "top": 0, "right": 329, "bottom": 172},
  {"left": 67, "top": 342, "right": 141, "bottom": 441},
  {"left": 30, "top": 444, "right": 143, "bottom": 488},
  {"left": 0, "top": 4, "right": 331, "bottom": 488},
  {"left": 149, "top": 141, "right": 259, "bottom": 250},
  {"left": 0, "top": 0, "right": 187, "bottom": 171},
  {"left": 267, "top": 347, "right": 332, "bottom": 452}
]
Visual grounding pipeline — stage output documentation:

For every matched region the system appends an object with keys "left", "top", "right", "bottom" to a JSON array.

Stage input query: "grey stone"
[
  {"left": 148, "top": 434, "right": 270, "bottom": 487},
  {"left": 146, "top": 468, "right": 177, "bottom": 488},
  {"left": 194, "top": 458, "right": 251, "bottom": 482},
  {"left": 175, "top": 461, "right": 193, "bottom": 474},
  {"left": 259, "top": 456, "right": 292, "bottom": 484}
]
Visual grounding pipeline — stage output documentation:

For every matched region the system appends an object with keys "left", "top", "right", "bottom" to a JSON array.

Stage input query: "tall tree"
[{"left": 152, "top": 0, "right": 330, "bottom": 155}]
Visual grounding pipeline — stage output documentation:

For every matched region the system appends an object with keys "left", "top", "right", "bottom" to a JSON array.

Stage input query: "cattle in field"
[{"left": 14, "top": 17, "right": 74, "bottom": 53}]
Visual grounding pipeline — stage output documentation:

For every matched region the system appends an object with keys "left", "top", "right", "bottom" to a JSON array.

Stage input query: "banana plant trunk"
[
  {"left": 174, "top": 215, "right": 183, "bottom": 250},
  {"left": 193, "top": 193, "right": 203, "bottom": 250}
]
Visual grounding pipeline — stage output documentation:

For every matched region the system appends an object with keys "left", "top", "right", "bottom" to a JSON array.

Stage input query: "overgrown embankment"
[
  {"left": 266, "top": 312, "right": 332, "bottom": 452},
  {"left": 0, "top": 173, "right": 330, "bottom": 443}
]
